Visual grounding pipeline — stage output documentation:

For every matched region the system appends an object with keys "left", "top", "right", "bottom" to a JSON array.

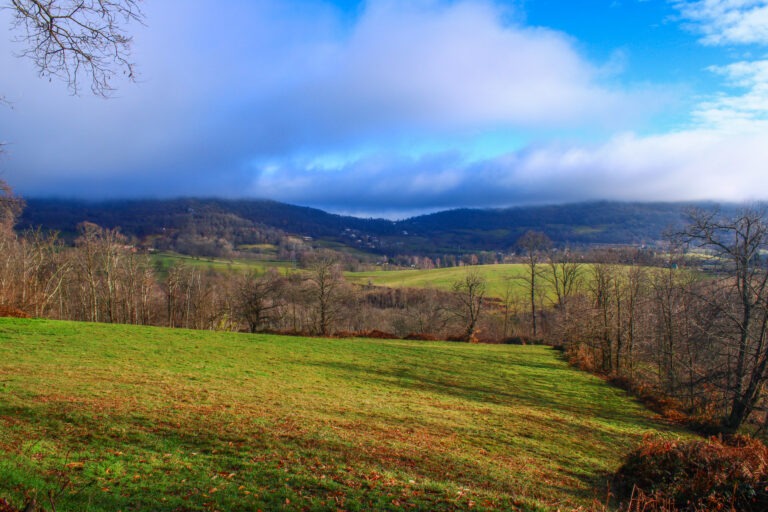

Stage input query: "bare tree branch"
[{"left": 6, "top": 0, "right": 144, "bottom": 96}]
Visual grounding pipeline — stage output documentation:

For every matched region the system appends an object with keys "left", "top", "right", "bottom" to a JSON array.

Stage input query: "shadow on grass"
[
  {"left": 297, "top": 358, "right": 667, "bottom": 505},
  {"left": 0, "top": 397, "right": 596, "bottom": 510},
  {"left": 304, "top": 358, "right": 662, "bottom": 430}
]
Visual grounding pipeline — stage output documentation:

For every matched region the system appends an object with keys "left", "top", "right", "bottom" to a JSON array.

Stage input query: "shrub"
[
  {"left": 0, "top": 305, "right": 30, "bottom": 318},
  {"left": 502, "top": 336, "right": 533, "bottom": 345},
  {"left": 360, "top": 330, "right": 399, "bottom": 340},
  {"left": 471, "top": 335, "right": 548, "bottom": 345},
  {"left": 614, "top": 435, "right": 768, "bottom": 511},
  {"left": 403, "top": 333, "right": 439, "bottom": 341}
]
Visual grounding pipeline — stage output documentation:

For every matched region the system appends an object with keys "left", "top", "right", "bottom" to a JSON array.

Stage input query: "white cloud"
[
  {"left": 692, "top": 59, "right": 768, "bottom": 131},
  {"left": 674, "top": 0, "right": 768, "bottom": 45},
  {"left": 673, "top": 3, "right": 768, "bottom": 139},
  {"left": 508, "top": 130, "right": 766, "bottom": 201},
  {"left": 248, "top": 128, "right": 768, "bottom": 215},
  {"left": 296, "top": 0, "right": 639, "bottom": 132},
  {"left": 0, "top": 0, "right": 663, "bottom": 189},
  {"left": 5, "top": 0, "right": 747, "bottom": 216}
]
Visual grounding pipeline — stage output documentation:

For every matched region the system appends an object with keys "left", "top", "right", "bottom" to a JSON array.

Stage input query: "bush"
[
  {"left": 360, "top": 330, "right": 399, "bottom": 340},
  {"left": 615, "top": 435, "right": 768, "bottom": 511},
  {"left": 332, "top": 330, "right": 357, "bottom": 338},
  {"left": 403, "top": 333, "right": 439, "bottom": 341},
  {"left": 514, "top": 336, "right": 533, "bottom": 345},
  {"left": 0, "top": 305, "right": 30, "bottom": 318}
]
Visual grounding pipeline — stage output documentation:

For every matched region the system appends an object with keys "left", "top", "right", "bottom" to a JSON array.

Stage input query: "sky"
[{"left": 1, "top": 0, "right": 768, "bottom": 218}]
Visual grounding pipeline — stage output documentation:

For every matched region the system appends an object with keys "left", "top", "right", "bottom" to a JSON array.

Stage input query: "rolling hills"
[{"left": 18, "top": 198, "right": 732, "bottom": 257}]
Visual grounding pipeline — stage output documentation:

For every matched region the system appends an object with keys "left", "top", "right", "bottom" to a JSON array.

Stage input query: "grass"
[
  {"left": 347, "top": 264, "right": 545, "bottom": 301},
  {"left": 0, "top": 318, "right": 687, "bottom": 510},
  {"left": 151, "top": 252, "right": 294, "bottom": 275},
  {"left": 346, "top": 264, "right": 679, "bottom": 303}
]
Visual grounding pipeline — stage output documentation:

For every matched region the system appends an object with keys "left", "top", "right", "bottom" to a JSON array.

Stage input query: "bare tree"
[
  {"left": 73, "top": 221, "right": 106, "bottom": 321},
  {"left": 545, "top": 246, "right": 582, "bottom": 318},
  {"left": 304, "top": 252, "right": 347, "bottom": 336},
  {"left": 67, "top": 222, "right": 158, "bottom": 324},
  {"left": 7, "top": 0, "right": 144, "bottom": 96},
  {"left": 0, "top": 180, "right": 24, "bottom": 237},
  {"left": 120, "top": 249, "right": 155, "bottom": 325},
  {"left": 588, "top": 261, "right": 616, "bottom": 373},
  {"left": 622, "top": 263, "right": 647, "bottom": 378},
  {"left": 410, "top": 289, "right": 452, "bottom": 337},
  {"left": 236, "top": 269, "right": 284, "bottom": 333},
  {"left": 280, "top": 270, "right": 310, "bottom": 333},
  {"left": 451, "top": 268, "right": 487, "bottom": 341},
  {"left": 680, "top": 206, "right": 768, "bottom": 430},
  {"left": 499, "top": 276, "right": 523, "bottom": 338},
  {"left": 517, "top": 230, "right": 551, "bottom": 337},
  {"left": 17, "top": 229, "right": 70, "bottom": 317},
  {"left": 164, "top": 262, "right": 207, "bottom": 330}
]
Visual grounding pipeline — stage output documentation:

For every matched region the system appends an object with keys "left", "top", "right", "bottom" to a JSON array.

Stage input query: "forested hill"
[
  {"left": 18, "top": 198, "right": 396, "bottom": 239},
  {"left": 18, "top": 198, "right": 730, "bottom": 255},
  {"left": 397, "top": 202, "right": 698, "bottom": 249}
]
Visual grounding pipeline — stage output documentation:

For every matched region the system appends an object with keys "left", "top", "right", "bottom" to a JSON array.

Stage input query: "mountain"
[{"left": 17, "top": 198, "right": 731, "bottom": 256}]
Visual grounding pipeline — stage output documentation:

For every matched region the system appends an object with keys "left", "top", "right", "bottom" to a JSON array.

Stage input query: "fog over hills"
[{"left": 19, "top": 198, "right": 741, "bottom": 256}]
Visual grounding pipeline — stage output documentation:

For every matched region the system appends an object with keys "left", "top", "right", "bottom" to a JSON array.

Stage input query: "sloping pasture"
[{"left": 0, "top": 318, "right": 685, "bottom": 510}]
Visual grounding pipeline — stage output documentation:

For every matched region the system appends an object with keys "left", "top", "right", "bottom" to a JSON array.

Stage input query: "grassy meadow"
[
  {"left": 347, "top": 264, "right": 547, "bottom": 301},
  {"left": 152, "top": 252, "right": 293, "bottom": 276},
  {"left": 0, "top": 318, "right": 685, "bottom": 510}
]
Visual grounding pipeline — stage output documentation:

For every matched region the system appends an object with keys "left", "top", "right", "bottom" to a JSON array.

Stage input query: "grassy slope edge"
[{"left": 0, "top": 318, "right": 686, "bottom": 511}]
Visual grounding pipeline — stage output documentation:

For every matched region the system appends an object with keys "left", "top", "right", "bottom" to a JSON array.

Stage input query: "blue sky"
[{"left": 2, "top": 0, "right": 768, "bottom": 218}]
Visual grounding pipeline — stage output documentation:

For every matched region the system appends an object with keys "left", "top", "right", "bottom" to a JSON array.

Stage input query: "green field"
[
  {"left": 152, "top": 252, "right": 293, "bottom": 275},
  {"left": 0, "top": 319, "right": 685, "bottom": 510},
  {"left": 347, "top": 264, "right": 545, "bottom": 301}
]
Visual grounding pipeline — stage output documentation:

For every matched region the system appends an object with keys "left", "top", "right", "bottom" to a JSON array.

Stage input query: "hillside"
[
  {"left": 0, "top": 318, "right": 686, "bottom": 510},
  {"left": 17, "top": 198, "right": 734, "bottom": 257},
  {"left": 397, "top": 202, "right": 697, "bottom": 249}
]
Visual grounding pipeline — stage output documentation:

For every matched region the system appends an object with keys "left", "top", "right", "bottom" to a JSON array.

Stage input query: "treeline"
[{"left": 0, "top": 221, "right": 486, "bottom": 340}]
